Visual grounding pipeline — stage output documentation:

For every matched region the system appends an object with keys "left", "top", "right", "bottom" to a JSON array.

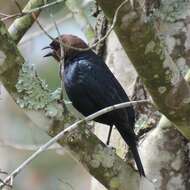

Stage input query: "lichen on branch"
[
  {"left": 0, "top": 1, "right": 147, "bottom": 189},
  {"left": 15, "top": 63, "right": 63, "bottom": 119},
  {"left": 96, "top": 0, "right": 190, "bottom": 140}
]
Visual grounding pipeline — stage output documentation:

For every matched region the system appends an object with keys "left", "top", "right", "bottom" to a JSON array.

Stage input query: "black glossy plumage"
[
  {"left": 64, "top": 51, "right": 145, "bottom": 176},
  {"left": 44, "top": 35, "right": 145, "bottom": 176},
  {"left": 64, "top": 51, "right": 134, "bottom": 125}
]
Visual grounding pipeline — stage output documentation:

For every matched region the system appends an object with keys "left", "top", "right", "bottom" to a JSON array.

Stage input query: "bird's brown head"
[{"left": 43, "top": 34, "right": 89, "bottom": 62}]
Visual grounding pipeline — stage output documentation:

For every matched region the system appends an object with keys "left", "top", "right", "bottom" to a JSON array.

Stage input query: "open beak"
[
  {"left": 43, "top": 52, "right": 53, "bottom": 57},
  {"left": 42, "top": 46, "right": 51, "bottom": 50},
  {"left": 42, "top": 46, "right": 53, "bottom": 57}
]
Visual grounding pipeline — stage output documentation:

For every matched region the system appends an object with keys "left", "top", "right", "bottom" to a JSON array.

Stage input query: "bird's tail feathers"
[
  {"left": 130, "top": 143, "right": 145, "bottom": 177},
  {"left": 115, "top": 124, "right": 145, "bottom": 177}
]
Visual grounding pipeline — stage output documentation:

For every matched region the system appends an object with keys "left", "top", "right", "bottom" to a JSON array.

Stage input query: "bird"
[{"left": 43, "top": 34, "right": 145, "bottom": 176}]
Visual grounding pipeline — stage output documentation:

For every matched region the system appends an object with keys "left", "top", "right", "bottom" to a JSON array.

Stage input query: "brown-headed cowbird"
[{"left": 43, "top": 34, "right": 145, "bottom": 176}]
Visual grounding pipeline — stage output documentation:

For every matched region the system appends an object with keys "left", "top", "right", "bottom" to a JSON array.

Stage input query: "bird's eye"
[{"left": 50, "top": 41, "right": 60, "bottom": 50}]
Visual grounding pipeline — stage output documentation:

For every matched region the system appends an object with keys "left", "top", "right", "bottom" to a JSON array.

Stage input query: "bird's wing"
[
  {"left": 78, "top": 59, "right": 124, "bottom": 105},
  {"left": 77, "top": 59, "right": 134, "bottom": 126},
  {"left": 76, "top": 58, "right": 143, "bottom": 175}
]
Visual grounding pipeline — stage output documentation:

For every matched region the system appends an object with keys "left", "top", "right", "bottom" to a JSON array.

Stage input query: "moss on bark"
[{"left": 96, "top": 0, "right": 190, "bottom": 139}]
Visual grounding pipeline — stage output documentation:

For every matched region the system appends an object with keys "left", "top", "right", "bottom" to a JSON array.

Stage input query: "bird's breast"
[
  {"left": 63, "top": 60, "right": 88, "bottom": 100},
  {"left": 64, "top": 62, "right": 79, "bottom": 87}
]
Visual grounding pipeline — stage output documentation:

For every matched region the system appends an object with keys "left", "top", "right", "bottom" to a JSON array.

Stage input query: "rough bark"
[
  {"left": 94, "top": 1, "right": 190, "bottom": 189},
  {"left": 9, "top": 0, "right": 45, "bottom": 43},
  {"left": 139, "top": 1, "right": 190, "bottom": 189},
  {"left": 140, "top": 117, "right": 190, "bottom": 190},
  {"left": 96, "top": 0, "right": 190, "bottom": 139},
  {"left": 0, "top": 1, "right": 154, "bottom": 189}
]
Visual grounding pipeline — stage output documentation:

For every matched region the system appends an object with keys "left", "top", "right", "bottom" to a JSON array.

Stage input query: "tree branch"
[
  {"left": 96, "top": 0, "right": 190, "bottom": 140},
  {"left": 0, "top": 1, "right": 152, "bottom": 189},
  {"left": 8, "top": 0, "right": 65, "bottom": 43},
  {"left": 1, "top": 100, "right": 149, "bottom": 189}
]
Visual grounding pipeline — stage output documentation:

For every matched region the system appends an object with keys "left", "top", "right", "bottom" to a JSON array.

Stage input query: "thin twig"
[
  {"left": 13, "top": 0, "right": 23, "bottom": 13},
  {"left": 7, "top": 0, "right": 127, "bottom": 55},
  {"left": 0, "top": 99, "right": 150, "bottom": 188},
  {"left": 19, "top": 14, "right": 71, "bottom": 45},
  {"left": 0, "top": 0, "right": 66, "bottom": 21},
  {"left": 87, "top": 0, "right": 127, "bottom": 50},
  {"left": 0, "top": 139, "right": 60, "bottom": 151},
  {"left": 0, "top": 12, "right": 12, "bottom": 17},
  {"left": 23, "top": 0, "right": 65, "bottom": 14},
  {"left": 54, "top": 0, "right": 128, "bottom": 52},
  {"left": 32, "top": 13, "right": 54, "bottom": 41},
  {"left": 34, "top": 0, "right": 128, "bottom": 53},
  {"left": 49, "top": 13, "right": 64, "bottom": 60},
  {"left": 49, "top": 11, "right": 68, "bottom": 110},
  {"left": 1, "top": 14, "right": 21, "bottom": 21}
]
